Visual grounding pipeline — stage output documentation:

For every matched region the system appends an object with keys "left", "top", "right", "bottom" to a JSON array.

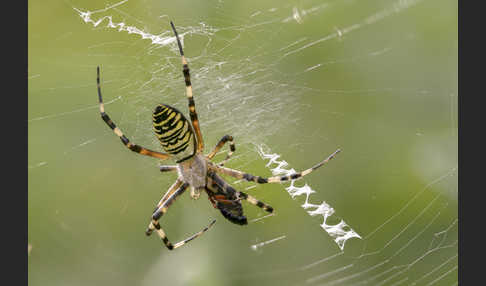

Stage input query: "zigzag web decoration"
[{"left": 257, "top": 144, "right": 361, "bottom": 250}]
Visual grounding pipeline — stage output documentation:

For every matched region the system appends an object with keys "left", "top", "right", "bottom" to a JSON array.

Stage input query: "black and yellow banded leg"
[
  {"left": 170, "top": 21, "right": 204, "bottom": 153},
  {"left": 97, "top": 67, "right": 171, "bottom": 161},
  {"left": 237, "top": 191, "right": 274, "bottom": 213},
  {"left": 208, "top": 171, "right": 273, "bottom": 213},
  {"left": 152, "top": 219, "right": 216, "bottom": 250},
  {"left": 210, "top": 149, "right": 341, "bottom": 184},
  {"left": 207, "top": 135, "right": 235, "bottom": 166},
  {"left": 159, "top": 165, "right": 178, "bottom": 172},
  {"left": 153, "top": 179, "right": 184, "bottom": 214},
  {"left": 146, "top": 180, "right": 185, "bottom": 236},
  {"left": 147, "top": 181, "right": 216, "bottom": 250}
]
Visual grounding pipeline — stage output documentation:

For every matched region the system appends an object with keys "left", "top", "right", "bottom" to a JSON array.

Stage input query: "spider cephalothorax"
[{"left": 96, "top": 21, "right": 341, "bottom": 250}]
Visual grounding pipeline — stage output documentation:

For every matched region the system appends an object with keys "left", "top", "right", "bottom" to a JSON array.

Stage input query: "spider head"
[{"left": 153, "top": 104, "right": 196, "bottom": 162}]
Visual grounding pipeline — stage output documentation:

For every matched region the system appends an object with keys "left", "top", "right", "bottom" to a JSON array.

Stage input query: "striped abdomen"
[{"left": 153, "top": 104, "right": 195, "bottom": 157}]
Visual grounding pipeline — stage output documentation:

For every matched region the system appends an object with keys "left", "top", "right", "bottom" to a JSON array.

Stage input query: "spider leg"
[
  {"left": 206, "top": 135, "right": 235, "bottom": 166},
  {"left": 210, "top": 149, "right": 341, "bottom": 184},
  {"left": 208, "top": 171, "right": 273, "bottom": 213},
  {"left": 97, "top": 67, "right": 171, "bottom": 161},
  {"left": 146, "top": 181, "right": 216, "bottom": 250},
  {"left": 237, "top": 191, "right": 274, "bottom": 213},
  {"left": 145, "top": 179, "right": 184, "bottom": 236},
  {"left": 153, "top": 179, "right": 183, "bottom": 212},
  {"left": 159, "top": 165, "right": 178, "bottom": 172},
  {"left": 159, "top": 219, "right": 216, "bottom": 250},
  {"left": 170, "top": 21, "right": 204, "bottom": 153}
]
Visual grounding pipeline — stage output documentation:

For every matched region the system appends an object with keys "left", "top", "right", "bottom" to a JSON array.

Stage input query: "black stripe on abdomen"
[{"left": 152, "top": 104, "right": 193, "bottom": 155}]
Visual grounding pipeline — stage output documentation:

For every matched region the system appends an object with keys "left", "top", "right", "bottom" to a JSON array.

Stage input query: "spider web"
[{"left": 28, "top": 0, "right": 457, "bottom": 285}]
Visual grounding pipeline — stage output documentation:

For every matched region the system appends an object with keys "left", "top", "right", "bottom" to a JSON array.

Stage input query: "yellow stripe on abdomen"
[{"left": 153, "top": 104, "right": 194, "bottom": 155}]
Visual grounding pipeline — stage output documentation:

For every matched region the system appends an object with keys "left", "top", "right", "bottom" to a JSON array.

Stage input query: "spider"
[{"left": 96, "top": 21, "right": 341, "bottom": 250}]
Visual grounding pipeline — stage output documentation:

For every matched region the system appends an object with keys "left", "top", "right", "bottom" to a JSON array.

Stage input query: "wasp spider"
[{"left": 96, "top": 21, "right": 341, "bottom": 250}]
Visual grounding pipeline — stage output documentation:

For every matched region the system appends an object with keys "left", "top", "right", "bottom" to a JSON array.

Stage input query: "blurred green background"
[{"left": 28, "top": 0, "right": 457, "bottom": 285}]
